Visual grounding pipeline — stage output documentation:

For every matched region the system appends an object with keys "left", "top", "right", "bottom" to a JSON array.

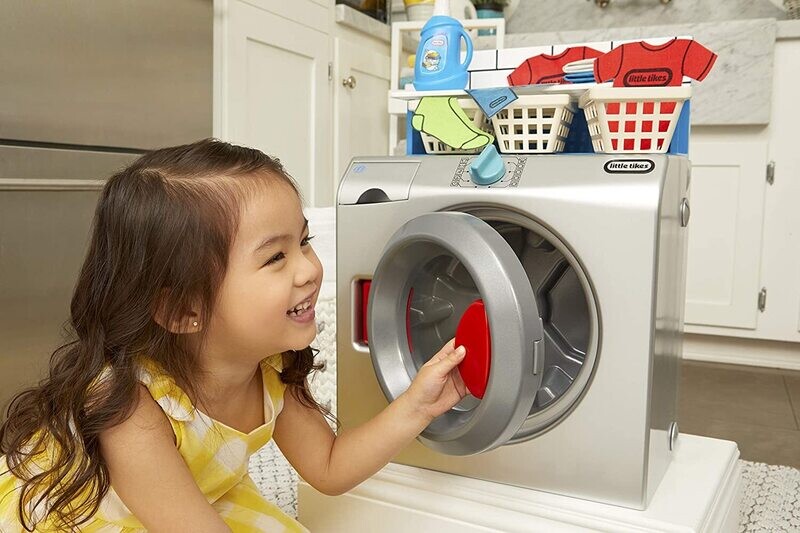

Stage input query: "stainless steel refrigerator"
[{"left": 0, "top": 0, "right": 213, "bottom": 416}]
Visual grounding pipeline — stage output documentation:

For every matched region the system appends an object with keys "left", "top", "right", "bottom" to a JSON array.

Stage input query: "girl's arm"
[
  {"left": 99, "top": 385, "right": 232, "bottom": 533},
  {"left": 273, "top": 339, "right": 466, "bottom": 496}
]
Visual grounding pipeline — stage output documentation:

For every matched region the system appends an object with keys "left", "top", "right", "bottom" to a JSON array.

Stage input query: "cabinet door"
[
  {"left": 220, "top": 0, "right": 332, "bottom": 206},
  {"left": 334, "top": 38, "right": 391, "bottom": 181},
  {"left": 684, "top": 141, "right": 768, "bottom": 329}
]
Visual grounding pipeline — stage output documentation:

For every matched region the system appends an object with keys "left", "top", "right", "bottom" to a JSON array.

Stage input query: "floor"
[{"left": 678, "top": 360, "right": 800, "bottom": 469}]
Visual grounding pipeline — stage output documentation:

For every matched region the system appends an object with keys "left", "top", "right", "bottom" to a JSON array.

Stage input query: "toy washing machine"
[{"left": 336, "top": 153, "right": 690, "bottom": 510}]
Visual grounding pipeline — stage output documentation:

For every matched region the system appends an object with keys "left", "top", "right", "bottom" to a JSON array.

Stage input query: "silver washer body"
[{"left": 336, "top": 154, "right": 689, "bottom": 510}]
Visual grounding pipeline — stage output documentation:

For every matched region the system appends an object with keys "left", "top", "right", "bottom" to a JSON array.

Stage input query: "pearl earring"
[{"left": 192, "top": 321, "right": 199, "bottom": 327}]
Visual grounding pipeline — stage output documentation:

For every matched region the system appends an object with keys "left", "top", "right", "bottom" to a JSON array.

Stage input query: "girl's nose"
[{"left": 295, "top": 250, "right": 322, "bottom": 287}]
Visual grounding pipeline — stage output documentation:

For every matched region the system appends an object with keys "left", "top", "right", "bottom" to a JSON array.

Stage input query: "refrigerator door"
[
  {"left": 0, "top": 146, "right": 139, "bottom": 418},
  {"left": 0, "top": 0, "right": 212, "bottom": 149}
]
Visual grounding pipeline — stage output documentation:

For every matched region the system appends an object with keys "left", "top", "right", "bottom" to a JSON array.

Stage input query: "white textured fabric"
[
  {"left": 739, "top": 460, "right": 800, "bottom": 531},
  {"left": 304, "top": 207, "right": 336, "bottom": 301},
  {"left": 307, "top": 299, "right": 338, "bottom": 421},
  {"left": 248, "top": 440, "right": 300, "bottom": 519}
]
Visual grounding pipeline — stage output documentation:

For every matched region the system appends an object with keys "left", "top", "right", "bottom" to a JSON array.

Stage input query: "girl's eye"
[
  {"left": 265, "top": 252, "right": 284, "bottom": 266},
  {"left": 264, "top": 235, "right": 315, "bottom": 266}
]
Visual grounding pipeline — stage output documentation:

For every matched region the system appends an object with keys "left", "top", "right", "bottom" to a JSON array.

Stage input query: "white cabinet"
[
  {"left": 215, "top": 1, "right": 390, "bottom": 206},
  {"left": 217, "top": 0, "right": 332, "bottom": 206},
  {"left": 333, "top": 37, "right": 391, "bottom": 178},
  {"left": 683, "top": 35, "right": 800, "bottom": 367},
  {"left": 684, "top": 141, "right": 768, "bottom": 330}
]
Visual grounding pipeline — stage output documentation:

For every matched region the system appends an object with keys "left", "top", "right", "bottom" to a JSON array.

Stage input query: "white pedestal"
[{"left": 298, "top": 434, "right": 741, "bottom": 532}]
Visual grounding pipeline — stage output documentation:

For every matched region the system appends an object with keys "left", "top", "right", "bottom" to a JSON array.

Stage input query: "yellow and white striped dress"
[{"left": 0, "top": 354, "right": 309, "bottom": 532}]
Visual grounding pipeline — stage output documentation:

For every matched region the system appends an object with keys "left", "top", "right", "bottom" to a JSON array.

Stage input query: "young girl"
[{"left": 0, "top": 139, "right": 468, "bottom": 532}]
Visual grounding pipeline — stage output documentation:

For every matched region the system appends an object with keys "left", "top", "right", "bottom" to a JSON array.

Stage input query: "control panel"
[{"left": 450, "top": 155, "right": 527, "bottom": 188}]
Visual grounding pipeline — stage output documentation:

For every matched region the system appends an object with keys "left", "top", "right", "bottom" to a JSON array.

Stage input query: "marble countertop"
[
  {"left": 507, "top": 0, "right": 786, "bottom": 34},
  {"left": 777, "top": 19, "right": 800, "bottom": 39}
]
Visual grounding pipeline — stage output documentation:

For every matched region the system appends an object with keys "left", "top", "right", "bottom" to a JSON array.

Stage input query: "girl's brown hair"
[{"left": 0, "top": 138, "right": 332, "bottom": 530}]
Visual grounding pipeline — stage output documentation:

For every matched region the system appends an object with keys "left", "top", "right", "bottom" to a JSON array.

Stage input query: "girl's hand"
[{"left": 401, "top": 338, "right": 468, "bottom": 423}]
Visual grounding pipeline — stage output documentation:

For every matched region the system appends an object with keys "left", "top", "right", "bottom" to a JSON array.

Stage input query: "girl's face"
[{"left": 205, "top": 181, "right": 322, "bottom": 362}]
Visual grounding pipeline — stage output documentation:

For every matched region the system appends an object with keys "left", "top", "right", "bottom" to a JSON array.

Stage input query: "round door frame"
[{"left": 368, "top": 212, "right": 544, "bottom": 455}]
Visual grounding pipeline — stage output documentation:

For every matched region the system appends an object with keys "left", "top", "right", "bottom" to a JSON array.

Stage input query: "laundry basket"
[
  {"left": 579, "top": 85, "right": 692, "bottom": 153},
  {"left": 491, "top": 94, "right": 575, "bottom": 154},
  {"left": 414, "top": 98, "right": 493, "bottom": 154}
]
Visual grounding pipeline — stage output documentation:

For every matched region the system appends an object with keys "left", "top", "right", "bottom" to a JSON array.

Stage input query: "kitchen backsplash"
[{"left": 507, "top": 0, "right": 785, "bottom": 34}]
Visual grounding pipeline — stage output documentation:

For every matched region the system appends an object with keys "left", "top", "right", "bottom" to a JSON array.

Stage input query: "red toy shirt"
[
  {"left": 594, "top": 38, "right": 717, "bottom": 87},
  {"left": 507, "top": 46, "right": 604, "bottom": 86}
]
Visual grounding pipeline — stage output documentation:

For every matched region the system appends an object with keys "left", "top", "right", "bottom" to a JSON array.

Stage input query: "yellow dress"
[{"left": 0, "top": 354, "right": 309, "bottom": 532}]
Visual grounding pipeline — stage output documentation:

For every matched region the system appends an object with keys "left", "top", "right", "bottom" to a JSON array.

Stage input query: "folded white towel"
[{"left": 563, "top": 58, "right": 596, "bottom": 74}]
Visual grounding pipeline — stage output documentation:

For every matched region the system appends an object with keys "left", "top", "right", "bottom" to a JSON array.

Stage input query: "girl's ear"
[{"left": 152, "top": 289, "right": 203, "bottom": 334}]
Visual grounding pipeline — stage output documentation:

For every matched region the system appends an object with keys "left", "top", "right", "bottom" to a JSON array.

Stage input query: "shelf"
[
  {"left": 388, "top": 83, "right": 603, "bottom": 112},
  {"left": 393, "top": 84, "right": 596, "bottom": 99}
]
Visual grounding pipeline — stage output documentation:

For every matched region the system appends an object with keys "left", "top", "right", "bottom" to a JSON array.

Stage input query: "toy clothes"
[
  {"left": 412, "top": 96, "right": 494, "bottom": 150},
  {"left": 507, "top": 46, "right": 604, "bottom": 86},
  {"left": 594, "top": 38, "right": 717, "bottom": 87},
  {"left": 563, "top": 72, "right": 596, "bottom": 84},
  {"left": 466, "top": 87, "right": 518, "bottom": 119},
  {"left": 562, "top": 58, "right": 596, "bottom": 74}
]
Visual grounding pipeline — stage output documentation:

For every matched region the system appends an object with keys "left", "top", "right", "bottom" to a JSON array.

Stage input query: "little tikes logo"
[
  {"left": 623, "top": 68, "right": 673, "bottom": 87},
  {"left": 604, "top": 159, "right": 655, "bottom": 174}
]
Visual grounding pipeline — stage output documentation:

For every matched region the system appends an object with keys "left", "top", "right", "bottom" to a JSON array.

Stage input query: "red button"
[
  {"left": 358, "top": 280, "right": 414, "bottom": 353},
  {"left": 455, "top": 299, "right": 491, "bottom": 399},
  {"left": 359, "top": 280, "right": 371, "bottom": 344}
]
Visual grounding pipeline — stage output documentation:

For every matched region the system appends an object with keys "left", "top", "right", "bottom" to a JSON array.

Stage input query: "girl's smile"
[{"left": 287, "top": 296, "right": 316, "bottom": 323}]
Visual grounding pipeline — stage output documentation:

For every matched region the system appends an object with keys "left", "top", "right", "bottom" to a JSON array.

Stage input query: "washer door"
[{"left": 367, "top": 212, "right": 544, "bottom": 455}]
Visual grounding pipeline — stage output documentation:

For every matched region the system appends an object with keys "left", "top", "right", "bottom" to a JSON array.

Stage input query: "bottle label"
[{"left": 421, "top": 34, "right": 447, "bottom": 73}]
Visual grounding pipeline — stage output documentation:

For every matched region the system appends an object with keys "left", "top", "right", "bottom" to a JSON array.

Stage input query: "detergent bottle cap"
[{"left": 433, "top": 0, "right": 450, "bottom": 17}]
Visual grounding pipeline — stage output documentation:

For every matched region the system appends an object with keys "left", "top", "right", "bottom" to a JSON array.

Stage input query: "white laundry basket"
[
  {"left": 491, "top": 94, "right": 576, "bottom": 154},
  {"left": 579, "top": 85, "right": 691, "bottom": 153},
  {"left": 414, "top": 98, "right": 493, "bottom": 154}
]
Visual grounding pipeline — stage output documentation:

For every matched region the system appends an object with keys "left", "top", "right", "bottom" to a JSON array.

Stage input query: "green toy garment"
[{"left": 412, "top": 96, "right": 493, "bottom": 151}]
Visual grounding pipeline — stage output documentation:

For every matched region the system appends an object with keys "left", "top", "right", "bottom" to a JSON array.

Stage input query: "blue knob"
[{"left": 468, "top": 145, "right": 505, "bottom": 186}]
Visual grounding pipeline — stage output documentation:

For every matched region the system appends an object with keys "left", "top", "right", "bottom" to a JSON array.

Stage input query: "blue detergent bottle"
[{"left": 413, "top": 0, "right": 474, "bottom": 91}]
